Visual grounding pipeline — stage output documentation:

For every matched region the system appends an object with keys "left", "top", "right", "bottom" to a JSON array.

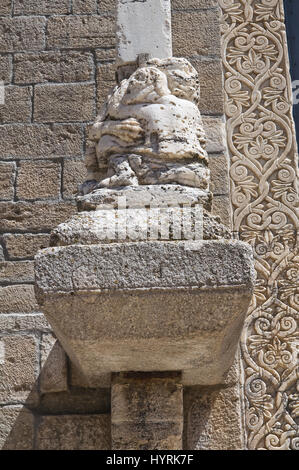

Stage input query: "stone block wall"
[{"left": 0, "top": 0, "right": 229, "bottom": 449}]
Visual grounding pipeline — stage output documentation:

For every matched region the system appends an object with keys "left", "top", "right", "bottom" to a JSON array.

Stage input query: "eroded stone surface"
[
  {"left": 77, "top": 184, "right": 211, "bottom": 210},
  {"left": 84, "top": 58, "right": 209, "bottom": 191},
  {"left": 50, "top": 205, "right": 205, "bottom": 246},
  {"left": 185, "top": 383, "right": 245, "bottom": 449},
  {"left": 40, "top": 334, "right": 68, "bottom": 394},
  {"left": 0, "top": 406, "right": 34, "bottom": 450},
  {"left": 36, "top": 414, "right": 111, "bottom": 450},
  {"left": 112, "top": 372, "right": 183, "bottom": 450},
  {"left": 0, "top": 335, "right": 38, "bottom": 405},
  {"left": 49, "top": 206, "right": 230, "bottom": 247},
  {"left": 35, "top": 240, "right": 254, "bottom": 385},
  {"left": 36, "top": 240, "right": 254, "bottom": 293}
]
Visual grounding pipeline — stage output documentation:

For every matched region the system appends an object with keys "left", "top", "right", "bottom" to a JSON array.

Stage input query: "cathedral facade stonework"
[{"left": 0, "top": 0, "right": 297, "bottom": 450}]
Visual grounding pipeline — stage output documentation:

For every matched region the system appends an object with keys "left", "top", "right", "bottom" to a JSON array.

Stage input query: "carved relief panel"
[{"left": 219, "top": 0, "right": 298, "bottom": 450}]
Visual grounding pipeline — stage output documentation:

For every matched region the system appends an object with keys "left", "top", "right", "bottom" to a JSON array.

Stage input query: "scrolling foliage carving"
[{"left": 219, "top": 0, "right": 298, "bottom": 449}]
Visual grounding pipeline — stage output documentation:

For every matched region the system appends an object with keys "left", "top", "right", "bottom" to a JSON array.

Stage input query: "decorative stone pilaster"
[{"left": 111, "top": 373, "right": 183, "bottom": 450}]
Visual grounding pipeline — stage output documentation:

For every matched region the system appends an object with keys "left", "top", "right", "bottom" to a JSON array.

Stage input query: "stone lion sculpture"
[{"left": 81, "top": 58, "right": 209, "bottom": 194}]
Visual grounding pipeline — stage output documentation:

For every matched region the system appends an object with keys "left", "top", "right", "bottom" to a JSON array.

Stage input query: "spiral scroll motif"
[{"left": 219, "top": 0, "right": 298, "bottom": 449}]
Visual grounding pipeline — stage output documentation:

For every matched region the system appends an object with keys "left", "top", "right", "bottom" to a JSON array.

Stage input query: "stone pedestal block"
[
  {"left": 111, "top": 372, "right": 183, "bottom": 450},
  {"left": 35, "top": 238, "right": 254, "bottom": 386}
]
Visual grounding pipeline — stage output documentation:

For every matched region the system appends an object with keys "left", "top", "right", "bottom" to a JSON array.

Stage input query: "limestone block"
[
  {"left": 16, "top": 161, "right": 61, "bottom": 200},
  {"left": 90, "top": 58, "right": 208, "bottom": 189},
  {"left": 117, "top": 0, "right": 172, "bottom": 64},
  {"left": 39, "top": 389, "right": 110, "bottom": 415},
  {"left": 183, "top": 347, "right": 242, "bottom": 387},
  {"left": 63, "top": 159, "right": 86, "bottom": 198},
  {"left": 70, "top": 363, "right": 111, "bottom": 389},
  {"left": 96, "top": 63, "right": 116, "bottom": 110},
  {"left": 0, "top": 261, "right": 34, "bottom": 284},
  {"left": 0, "top": 0, "right": 11, "bottom": 15},
  {"left": 202, "top": 116, "right": 226, "bottom": 154},
  {"left": 0, "top": 314, "right": 51, "bottom": 333},
  {"left": 172, "top": 10, "right": 221, "bottom": 58},
  {"left": 212, "top": 194, "right": 232, "bottom": 228},
  {"left": 14, "top": 52, "right": 94, "bottom": 84},
  {"left": 36, "top": 241, "right": 253, "bottom": 293},
  {"left": 0, "top": 124, "right": 83, "bottom": 159},
  {"left": 0, "top": 55, "right": 12, "bottom": 83},
  {"left": 185, "top": 383, "right": 245, "bottom": 450},
  {"left": 0, "top": 86, "right": 32, "bottom": 123},
  {"left": 36, "top": 415, "right": 111, "bottom": 450},
  {"left": 14, "top": 0, "right": 69, "bottom": 15},
  {"left": 72, "top": 0, "right": 97, "bottom": 14},
  {"left": 112, "top": 373, "right": 182, "bottom": 422},
  {"left": 77, "top": 185, "right": 211, "bottom": 211},
  {"left": 34, "top": 84, "right": 95, "bottom": 123},
  {"left": 40, "top": 334, "right": 68, "bottom": 394},
  {"left": 209, "top": 154, "right": 230, "bottom": 196},
  {"left": 172, "top": 0, "right": 218, "bottom": 8},
  {"left": 0, "top": 17, "right": 46, "bottom": 52},
  {"left": 35, "top": 240, "right": 254, "bottom": 385},
  {"left": 0, "top": 162, "right": 15, "bottom": 200},
  {"left": 98, "top": 0, "right": 117, "bottom": 12},
  {"left": 47, "top": 15, "right": 116, "bottom": 50},
  {"left": 0, "top": 406, "right": 34, "bottom": 450},
  {"left": 0, "top": 285, "right": 39, "bottom": 314},
  {"left": 192, "top": 59, "right": 224, "bottom": 116},
  {"left": 0, "top": 201, "right": 76, "bottom": 232},
  {"left": 112, "top": 373, "right": 183, "bottom": 450},
  {"left": 0, "top": 335, "right": 38, "bottom": 404},
  {"left": 95, "top": 48, "right": 116, "bottom": 63},
  {"left": 3, "top": 234, "right": 50, "bottom": 260}
]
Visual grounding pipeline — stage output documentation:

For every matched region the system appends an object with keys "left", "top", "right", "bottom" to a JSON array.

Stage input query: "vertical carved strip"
[{"left": 219, "top": 0, "right": 299, "bottom": 449}]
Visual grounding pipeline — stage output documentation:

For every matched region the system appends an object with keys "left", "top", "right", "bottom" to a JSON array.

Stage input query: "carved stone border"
[{"left": 219, "top": 0, "right": 299, "bottom": 449}]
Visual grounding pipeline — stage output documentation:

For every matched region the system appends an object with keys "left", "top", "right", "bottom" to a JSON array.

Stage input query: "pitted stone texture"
[
  {"left": 36, "top": 240, "right": 254, "bottom": 293},
  {"left": 202, "top": 116, "right": 226, "bottom": 154},
  {"left": 0, "top": 406, "right": 34, "bottom": 450},
  {"left": 0, "top": 314, "right": 51, "bottom": 333},
  {"left": 185, "top": 383, "right": 245, "bottom": 450},
  {"left": 14, "top": 52, "right": 94, "bottom": 84},
  {"left": 47, "top": 15, "right": 115, "bottom": 50},
  {"left": 0, "top": 261, "right": 34, "bottom": 284},
  {"left": 70, "top": 363, "right": 111, "bottom": 389},
  {"left": 3, "top": 233, "right": 50, "bottom": 260},
  {"left": 49, "top": 208, "right": 230, "bottom": 247},
  {"left": 34, "top": 83, "right": 95, "bottom": 123},
  {"left": 39, "top": 389, "right": 110, "bottom": 415},
  {"left": 117, "top": 0, "right": 172, "bottom": 64},
  {"left": 40, "top": 334, "right": 68, "bottom": 394},
  {"left": 203, "top": 212, "right": 231, "bottom": 240},
  {"left": 50, "top": 205, "right": 204, "bottom": 246},
  {"left": 112, "top": 372, "right": 183, "bottom": 450},
  {"left": 0, "top": 17, "right": 46, "bottom": 52},
  {"left": 0, "top": 124, "right": 82, "bottom": 159},
  {"left": 86, "top": 58, "right": 208, "bottom": 190},
  {"left": 0, "top": 86, "right": 32, "bottom": 124},
  {"left": 77, "top": 185, "right": 211, "bottom": 210},
  {"left": 35, "top": 240, "right": 254, "bottom": 385},
  {"left": 14, "top": 0, "right": 69, "bottom": 15},
  {"left": 0, "top": 201, "right": 76, "bottom": 232},
  {"left": 0, "top": 162, "right": 15, "bottom": 200},
  {"left": 36, "top": 414, "right": 110, "bottom": 450},
  {"left": 0, "top": 335, "right": 38, "bottom": 405},
  {"left": 16, "top": 161, "right": 61, "bottom": 200},
  {"left": 0, "top": 285, "right": 38, "bottom": 314}
]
